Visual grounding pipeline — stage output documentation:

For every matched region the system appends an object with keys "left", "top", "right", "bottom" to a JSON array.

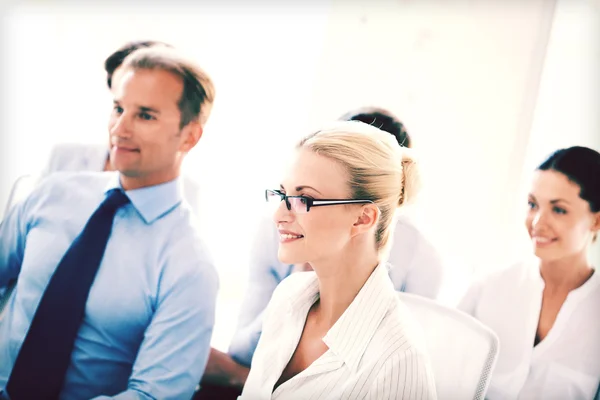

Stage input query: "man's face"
[{"left": 108, "top": 68, "right": 197, "bottom": 188}]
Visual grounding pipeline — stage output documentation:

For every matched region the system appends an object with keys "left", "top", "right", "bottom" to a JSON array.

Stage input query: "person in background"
[
  {"left": 241, "top": 121, "right": 436, "bottom": 399},
  {"left": 42, "top": 40, "right": 203, "bottom": 216},
  {"left": 0, "top": 46, "right": 218, "bottom": 400},
  {"left": 197, "top": 106, "right": 443, "bottom": 398},
  {"left": 459, "top": 146, "right": 600, "bottom": 400}
]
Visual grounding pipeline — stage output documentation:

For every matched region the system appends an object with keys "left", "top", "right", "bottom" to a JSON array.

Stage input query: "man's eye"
[{"left": 139, "top": 112, "right": 155, "bottom": 121}]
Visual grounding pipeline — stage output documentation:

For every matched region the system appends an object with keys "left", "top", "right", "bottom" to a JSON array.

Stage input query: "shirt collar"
[
  {"left": 289, "top": 263, "right": 396, "bottom": 372},
  {"left": 104, "top": 172, "right": 183, "bottom": 224}
]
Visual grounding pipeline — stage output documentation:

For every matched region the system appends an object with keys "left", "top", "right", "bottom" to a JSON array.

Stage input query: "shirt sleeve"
[
  {"left": 401, "top": 241, "right": 444, "bottom": 300},
  {"left": 366, "top": 348, "right": 438, "bottom": 400},
  {"left": 388, "top": 220, "right": 445, "bottom": 300},
  {"left": 457, "top": 278, "right": 483, "bottom": 316},
  {"left": 94, "top": 245, "right": 219, "bottom": 400},
  {"left": 0, "top": 182, "right": 36, "bottom": 288},
  {"left": 228, "top": 214, "right": 289, "bottom": 366},
  {"left": 40, "top": 145, "right": 64, "bottom": 178}
]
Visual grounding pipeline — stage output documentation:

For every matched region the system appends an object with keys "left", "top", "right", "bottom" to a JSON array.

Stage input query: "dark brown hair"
[
  {"left": 538, "top": 146, "right": 600, "bottom": 212},
  {"left": 339, "top": 107, "right": 411, "bottom": 148},
  {"left": 121, "top": 47, "right": 215, "bottom": 129},
  {"left": 104, "top": 40, "right": 172, "bottom": 89}
]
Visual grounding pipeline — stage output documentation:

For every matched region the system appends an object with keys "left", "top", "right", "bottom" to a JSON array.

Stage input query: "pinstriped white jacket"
[{"left": 241, "top": 263, "right": 437, "bottom": 400}]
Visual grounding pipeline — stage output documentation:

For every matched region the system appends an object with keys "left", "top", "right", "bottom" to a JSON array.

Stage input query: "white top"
[
  {"left": 241, "top": 263, "right": 437, "bottom": 400},
  {"left": 387, "top": 213, "right": 445, "bottom": 298},
  {"left": 228, "top": 212, "right": 445, "bottom": 367},
  {"left": 458, "top": 258, "right": 600, "bottom": 400},
  {"left": 42, "top": 143, "right": 202, "bottom": 217}
]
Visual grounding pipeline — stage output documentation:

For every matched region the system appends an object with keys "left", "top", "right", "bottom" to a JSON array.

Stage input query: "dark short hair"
[
  {"left": 104, "top": 40, "right": 172, "bottom": 89},
  {"left": 538, "top": 146, "right": 600, "bottom": 212},
  {"left": 339, "top": 107, "right": 411, "bottom": 148},
  {"left": 121, "top": 47, "right": 215, "bottom": 129}
]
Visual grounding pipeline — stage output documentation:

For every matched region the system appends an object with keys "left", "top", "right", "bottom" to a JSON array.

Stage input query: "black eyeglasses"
[{"left": 265, "top": 189, "right": 374, "bottom": 214}]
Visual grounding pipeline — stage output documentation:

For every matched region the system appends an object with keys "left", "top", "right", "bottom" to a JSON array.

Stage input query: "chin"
[
  {"left": 116, "top": 168, "right": 141, "bottom": 177},
  {"left": 277, "top": 249, "right": 305, "bottom": 265},
  {"left": 533, "top": 247, "right": 565, "bottom": 263}
]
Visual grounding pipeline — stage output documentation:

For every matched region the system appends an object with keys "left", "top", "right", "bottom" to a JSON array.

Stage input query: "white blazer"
[
  {"left": 42, "top": 143, "right": 202, "bottom": 216},
  {"left": 459, "top": 258, "right": 600, "bottom": 400},
  {"left": 241, "top": 263, "right": 437, "bottom": 400}
]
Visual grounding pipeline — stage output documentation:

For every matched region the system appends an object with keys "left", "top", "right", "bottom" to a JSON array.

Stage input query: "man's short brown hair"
[
  {"left": 120, "top": 47, "right": 215, "bottom": 129},
  {"left": 104, "top": 40, "right": 172, "bottom": 89}
]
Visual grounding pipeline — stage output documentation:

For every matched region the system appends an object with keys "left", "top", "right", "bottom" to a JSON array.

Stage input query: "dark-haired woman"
[{"left": 459, "top": 146, "right": 600, "bottom": 400}]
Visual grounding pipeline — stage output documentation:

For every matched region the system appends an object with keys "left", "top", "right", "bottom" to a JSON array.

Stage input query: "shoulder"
[
  {"left": 365, "top": 296, "right": 433, "bottom": 379},
  {"left": 162, "top": 208, "right": 215, "bottom": 267},
  {"left": 473, "top": 259, "right": 534, "bottom": 290},
  {"left": 392, "top": 215, "right": 438, "bottom": 253},
  {"left": 388, "top": 296, "right": 430, "bottom": 354},
  {"left": 158, "top": 216, "right": 220, "bottom": 292},
  {"left": 51, "top": 142, "right": 105, "bottom": 155},
  {"left": 388, "top": 215, "right": 443, "bottom": 280},
  {"left": 46, "top": 143, "right": 107, "bottom": 172},
  {"left": 267, "top": 271, "right": 316, "bottom": 309},
  {"left": 458, "top": 259, "right": 535, "bottom": 314},
  {"left": 276, "top": 270, "right": 316, "bottom": 296},
  {"left": 30, "top": 171, "right": 112, "bottom": 203},
  {"left": 361, "top": 292, "right": 427, "bottom": 360}
]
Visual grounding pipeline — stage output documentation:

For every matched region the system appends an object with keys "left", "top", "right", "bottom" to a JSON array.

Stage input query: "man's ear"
[
  {"left": 592, "top": 211, "right": 600, "bottom": 242},
  {"left": 350, "top": 204, "right": 379, "bottom": 237},
  {"left": 180, "top": 121, "right": 203, "bottom": 153}
]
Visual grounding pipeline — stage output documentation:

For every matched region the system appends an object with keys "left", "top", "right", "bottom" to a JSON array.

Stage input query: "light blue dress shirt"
[
  {"left": 0, "top": 171, "right": 219, "bottom": 400},
  {"left": 228, "top": 211, "right": 444, "bottom": 367},
  {"left": 42, "top": 142, "right": 203, "bottom": 218}
]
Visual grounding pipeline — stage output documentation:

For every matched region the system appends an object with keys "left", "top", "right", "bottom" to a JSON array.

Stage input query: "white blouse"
[
  {"left": 459, "top": 258, "right": 600, "bottom": 400},
  {"left": 241, "top": 263, "right": 437, "bottom": 400}
]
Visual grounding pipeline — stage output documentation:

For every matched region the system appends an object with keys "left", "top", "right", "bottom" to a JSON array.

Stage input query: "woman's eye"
[
  {"left": 553, "top": 206, "right": 567, "bottom": 215},
  {"left": 527, "top": 201, "right": 536, "bottom": 209}
]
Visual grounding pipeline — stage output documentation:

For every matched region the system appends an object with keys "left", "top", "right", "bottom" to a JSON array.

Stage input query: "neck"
[
  {"left": 119, "top": 170, "right": 179, "bottom": 191},
  {"left": 539, "top": 252, "right": 594, "bottom": 291},
  {"left": 311, "top": 244, "right": 379, "bottom": 328}
]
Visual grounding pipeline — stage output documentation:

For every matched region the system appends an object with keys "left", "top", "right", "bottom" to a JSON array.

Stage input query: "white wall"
[
  {"left": 305, "top": 0, "right": 557, "bottom": 300},
  {"left": 522, "top": 0, "right": 600, "bottom": 267}
]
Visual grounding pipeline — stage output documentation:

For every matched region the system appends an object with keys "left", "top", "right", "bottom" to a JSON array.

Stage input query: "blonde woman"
[{"left": 240, "top": 121, "right": 437, "bottom": 399}]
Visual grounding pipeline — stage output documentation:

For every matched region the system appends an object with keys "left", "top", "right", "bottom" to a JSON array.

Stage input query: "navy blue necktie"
[{"left": 7, "top": 189, "right": 130, "bottom": 400}]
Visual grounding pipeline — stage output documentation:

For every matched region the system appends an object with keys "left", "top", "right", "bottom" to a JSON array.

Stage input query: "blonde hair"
[
  {"left": 120, "top": 47, "right": 215, "bottom": 129},
  {"left": 297, "top": 121, "right": 420, "bottom": 253}
]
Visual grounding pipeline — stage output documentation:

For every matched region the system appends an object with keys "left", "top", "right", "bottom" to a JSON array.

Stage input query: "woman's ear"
[{"left": 351, "top": 204, "right": 379, "bottom": 236}]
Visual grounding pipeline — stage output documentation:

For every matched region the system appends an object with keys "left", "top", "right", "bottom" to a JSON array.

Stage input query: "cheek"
[
  {"left": 525, "top": 213, "right": 533, "bottom": 231},
  {"left": 561, "top": 218, "right": 591, "bottom": 242},
  {"left": 137, "top": 125, "right": 174, "bottom": 151},
  {"left": 108, "top": 116, "right": 117, "bottom": 132},
  {"left": 303, "top": 212, "right": 350, "bottom": 248}
]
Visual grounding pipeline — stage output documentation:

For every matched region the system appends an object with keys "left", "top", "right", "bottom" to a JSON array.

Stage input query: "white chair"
[
  {"left": 0, "top": 174, "right": 38, "bottom": 319},
  {"left": 397, "top": 292, "right": 499, "bottom": 400}
]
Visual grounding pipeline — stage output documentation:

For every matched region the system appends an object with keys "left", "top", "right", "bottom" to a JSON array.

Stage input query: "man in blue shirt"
[
  {"left": 0, "top": 46, "right": 218, "bottom": 399},
  {"left": 41, "top": 40, "right": 205, "bottom": 219}
]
